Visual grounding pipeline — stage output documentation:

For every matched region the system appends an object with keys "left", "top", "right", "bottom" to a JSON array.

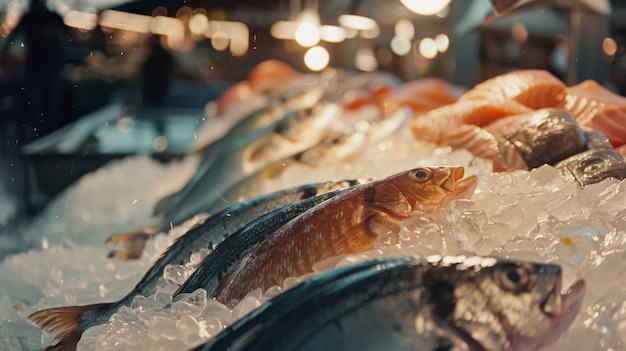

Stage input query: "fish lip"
[{"left": 442, "top": 167, "right": 478, "bottom": 199}]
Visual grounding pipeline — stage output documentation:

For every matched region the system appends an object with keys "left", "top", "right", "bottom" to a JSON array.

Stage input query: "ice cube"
[{"left": 170, "top": 289, "right": 208, "bottom": 317}]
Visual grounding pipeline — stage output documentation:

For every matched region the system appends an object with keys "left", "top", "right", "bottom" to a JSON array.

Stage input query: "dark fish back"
[{"left": 174, "top": 189, "right": 345, "bottom": 297}]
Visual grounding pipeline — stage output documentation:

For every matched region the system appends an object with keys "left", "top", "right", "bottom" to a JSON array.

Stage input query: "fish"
[
  {"left": 207, "top": 107, "right": 410, "bottom": 213},
  {"left": 158, "top": 102, "right": 340, "bottom": 230},
  {"left": 109, "top": 102, "right": 341, "bottom": 259},
  {"left": 211, "top": 166, "right": 478, "bottom": 307},
  {"left": 160, "top": 72, "right": 330, "bottom": 217},
  {"left": 555, "top": 148, "right": 626, "bottom": 186},
  {"left": 496, "top": 108, "right": 586, "bottom": 169},
  {"left": 26, "top": 180, "right": 360, "bottom": 351},
  {"left": 173, "top": 187, "right": 354, "bottom": 297},
  {"left": 195, "top": 256, "right": 585, "bottom": 351},
  {"left": 459, "top": 69, "right": 566, "bottom": 109},
  {"left": 560, "top": 80, "right": 626, "bottom": 147}
]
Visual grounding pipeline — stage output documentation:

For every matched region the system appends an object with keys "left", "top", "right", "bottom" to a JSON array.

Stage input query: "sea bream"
[
  {"left": 27, "top": 180, "right": 360, "bottom": 351},
  {"left": 195, "top": 256, "right": 586, "bottom": 351},
  {"left": 212, "top": 166, "right": 478, "bottom": 307}
]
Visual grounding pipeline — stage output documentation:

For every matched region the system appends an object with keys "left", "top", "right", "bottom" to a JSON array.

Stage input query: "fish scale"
[{"left": 212, "top": 166, "right": 478, "bottom": 306}]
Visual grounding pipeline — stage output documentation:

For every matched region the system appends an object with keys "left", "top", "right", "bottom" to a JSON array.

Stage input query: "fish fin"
[
  {"left": 105, "top": 227, "right": 159, "bottom": 260},
  {"left": 327, "top": 216, "right": 379, "bottom": 256},
  {"left": 27, "top": 303, "right": 111, "bottom": 351}
]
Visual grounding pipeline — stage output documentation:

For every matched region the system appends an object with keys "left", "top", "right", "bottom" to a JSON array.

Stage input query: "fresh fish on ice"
[
  {"left": 174, "top": 187, "right": 354, "bottom": 297},
  {"left": 158, "top": 102, "right": 341, "bottom": 230},
  {"left": 212, "top": 166, "right": 478, "bottom": 306},
  {"left": 27, "top": 180, "right": 359, "bottom": 351},
  {"left": 209, "top": 107, "right": 410, "bottom": 212},
  {"left": 196, "top": 256, "right": 585, "bottom": 351}
]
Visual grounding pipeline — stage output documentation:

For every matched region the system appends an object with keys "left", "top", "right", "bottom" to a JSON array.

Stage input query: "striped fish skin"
[
  {"left": 194, "top": 256, "right": 585, "bottom": 351},
  {"left": 173, "top": 188, "right": 350, "bottom": 297}
]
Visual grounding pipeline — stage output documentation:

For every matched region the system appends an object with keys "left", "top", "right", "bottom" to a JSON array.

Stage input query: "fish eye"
[
  {"left": 412, "top": 168, "right": 432, "bottom": 182},
  {"left": 497, "top": 264, "right": 530, "bottom": 293}
]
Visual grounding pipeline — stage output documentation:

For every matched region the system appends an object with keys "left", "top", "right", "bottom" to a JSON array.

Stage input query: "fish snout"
[
  {"left": 442, "top": 167, "right": 464, "bottom": 192},
  {"left": 441, "top": 167, "right": 478, "bottom": 199}
]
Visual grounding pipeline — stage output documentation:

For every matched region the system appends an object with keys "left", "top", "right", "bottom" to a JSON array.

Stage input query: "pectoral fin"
[{"left": 327, "top": 215, "right": 396, "bottom": 256}]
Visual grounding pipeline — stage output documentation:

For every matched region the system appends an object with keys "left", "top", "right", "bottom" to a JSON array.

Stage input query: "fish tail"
[
  {"left": 27, "top": 303, "right": 111, "bottom": 351},
  {"left": 105, "top": 227, "right": 158, "bottom": 260}
]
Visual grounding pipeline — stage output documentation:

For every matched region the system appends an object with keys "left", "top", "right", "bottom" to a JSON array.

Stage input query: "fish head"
[
  {"left": 372, "top": 166, "right": 477, "bottom": 216},
  {"left": 501, "top": 109, "right": 586, "bottom": 169},
  {"left": 451, "top": 258, "right": 585, "bottom": 351}
]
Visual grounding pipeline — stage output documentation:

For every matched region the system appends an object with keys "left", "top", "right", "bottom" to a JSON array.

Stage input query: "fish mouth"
[
  {"left": 539, "top": 277, "right": 586, "bottom": 346},
  {"left": 442, "top": 167, "right": 478, "bottom": 200}
]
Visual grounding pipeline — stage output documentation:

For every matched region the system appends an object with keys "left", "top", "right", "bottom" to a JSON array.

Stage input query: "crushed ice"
[{"left": 0, "top": 129, "right": 624, "bottom": 350}]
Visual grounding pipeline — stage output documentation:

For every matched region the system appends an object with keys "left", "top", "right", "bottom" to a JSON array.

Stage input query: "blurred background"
[{"left": 1, "top": 0, "right": 625, "bottom": 224}]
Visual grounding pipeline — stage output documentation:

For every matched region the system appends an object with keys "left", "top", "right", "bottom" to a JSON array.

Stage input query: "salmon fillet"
[
  {"left": 460, "top": 69, "right": 566, "bottom": 109},
  {"left": 560, "top": 80, "right": 626, "bottom": 147}
]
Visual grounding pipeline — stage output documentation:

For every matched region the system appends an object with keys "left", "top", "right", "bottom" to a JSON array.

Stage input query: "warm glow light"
[
  {"left": 355, "top": 47, "right": 377, "bottom": 72},
  {"left": 270, "top": 21, "right": 297, "bottom": 40},
  {"left": 189, "top": 13, "right": 209, "bottom": 35},
  {"left": 344, "top": 27, "right": 359, "bottom": 39},
  {"left": 63, "top": 10, "right": 98, "bottom": 31},
  {"left": 391, "top": 35, "right": 411, "bottom": 56},
  {"left": 295, "top": 21, "right": 320, "bottom": 47},
  {"left": 320, "top": 25, "right": 346, "bottom": 43},
  {"left": 294, "top": 9, "right": 320, "bottom": 47},
  {"left": 434, "top": 33, "right": 449, "bottom": 52},
  {"left": 151, "top": 16, "right": 185, "bottom": 49},
  {"left": 206, "top": 21, "right": 249, "bottom": 56},
  {"left": 418, "top": 37, "right": 438, "bottom": 59},
  {"left": 360, "top": 24, "right": 380, "bottom": 39},
  {"left": 400, "top": 0, "right": 451, "bottom": 16},
  {"left": 99, "top": 10, "right": 151, "bottom": 33},
  {"left": 394, "top": 19, "right": 414, "bottom": 40},
  {"left": 211, "top": 31, "right": 229, "bottom": 51},
  {"left": 338, "top": 14, "right": 377, "bottom": 31},
  {"left": 603, "top": 37, "right": 618, "bottom": 56},
  {"left": 304, "top": 46, "right": 330, "bottom": 71}
]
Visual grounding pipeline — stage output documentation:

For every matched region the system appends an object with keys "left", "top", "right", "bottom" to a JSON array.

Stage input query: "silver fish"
[
  {"left": 155, "top": 74, "right": 329, "bottom": 216},
  {"left": 196, "top": 256, "right": 585, "bottom": 351},
  {"left": 27, "top": 180, "right": 358, "bottom": 351},
  {"left": 158, "top": 102, "right": 341, "bottom": 230},
  {"left": 207, "top": 107, "right": 410, "bottom": 214}
]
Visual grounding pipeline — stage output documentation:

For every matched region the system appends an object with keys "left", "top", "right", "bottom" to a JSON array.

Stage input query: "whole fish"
[
  {"left": 207, "top": 107, "right": 410, "bottom": 213},
  {"left": 107, "top": 102, "right": 342, "bottom": 259},
  {"left": 155, "top": 73, "right": 329, "bottom": 216},
  {"left": 212, "top": 166, "right": 478, "bottom": 307},
  {"left": 27, "top": 180, "right": 359, "bottom": 351},
  {"left": 174, "top": 187, "right": 354, "bottom": 297},
  {"left": 496, "top": 109, "right": 586, "bottom": 170},
  {"left": 195, "top": 256, "right": 586, "bottom": 351},
  {"left": 159, "top": 102, "right": 341, "bottom": 230}
]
